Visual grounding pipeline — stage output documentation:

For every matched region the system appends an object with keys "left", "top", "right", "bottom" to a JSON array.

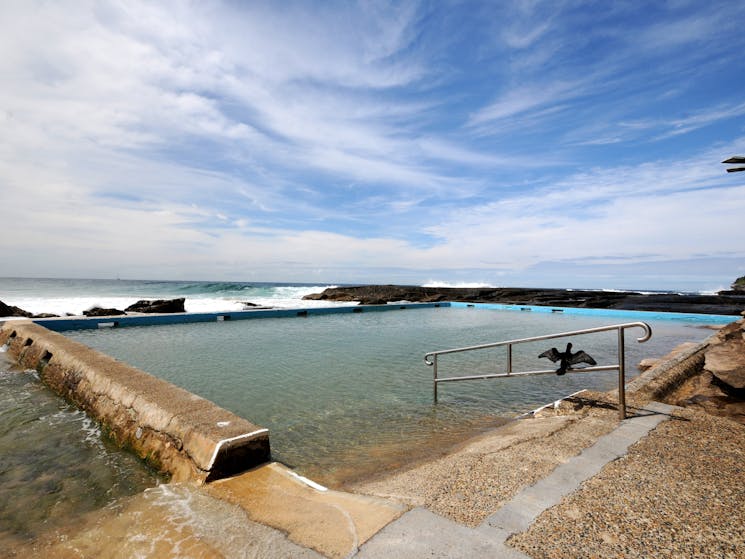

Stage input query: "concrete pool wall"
[
  {"left": 0, "top": 320, "right": 270, "bottom": 483},
  {"left": 30, "top": 302, "right": 445, "bottom": 331}
]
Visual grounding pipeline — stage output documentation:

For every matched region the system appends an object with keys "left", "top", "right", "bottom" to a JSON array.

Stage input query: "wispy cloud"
[{"left": 0, "top": 1, "right": 743, "bottom": 290}]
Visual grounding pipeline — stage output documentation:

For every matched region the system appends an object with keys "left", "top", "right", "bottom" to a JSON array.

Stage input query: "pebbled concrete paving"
[
  {"left": 479, "top": 401, "right": 674, "bottom": 538},
  {"left": 354, "top": 401, "right": 675, "bottom": 558}
]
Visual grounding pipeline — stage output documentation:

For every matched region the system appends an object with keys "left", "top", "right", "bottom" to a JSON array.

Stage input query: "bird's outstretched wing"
[
  {"left": 538, "top": 348, "right": 561, "bottom": 362},
  {"left": 568, "top": 351, "right": 596, "bottom": 366}
]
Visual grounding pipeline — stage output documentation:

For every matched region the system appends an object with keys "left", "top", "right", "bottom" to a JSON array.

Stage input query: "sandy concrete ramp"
[{"left": 207, "top": 462, "right": 406, "bottom": 559}]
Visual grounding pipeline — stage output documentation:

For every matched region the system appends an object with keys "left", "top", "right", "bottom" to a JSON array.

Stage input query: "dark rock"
[
  {"left": 731, "top": 275, "right": 745, "bottom": 292},
  {"left": 32, "top": 313, "right": 60, "bottom": 318},
  {"left": 83, "top": 307, "right": 126, "bottom": 317},
  {"left": 241, "top": 301, "right": 274, "bottom": 310},
  {"left": 357, "top": 297, "right": 389, "bottom": 305},
  {"left": 124, "top": 298, "right": 186, "bottom": 314},
  {"left": 0, "top": 300, "right": 32, "bottom": 318},
  {"left": 302, "top": 285, "right": 745, "bottom": 315}
]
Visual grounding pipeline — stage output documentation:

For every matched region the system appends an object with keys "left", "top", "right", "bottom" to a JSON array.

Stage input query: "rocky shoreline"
[
  {"left": 0, "top": 298, "right": 186, "bottom": 319},
  {"left": 304, "top": 284, "right": 745, "bottom": 315}
]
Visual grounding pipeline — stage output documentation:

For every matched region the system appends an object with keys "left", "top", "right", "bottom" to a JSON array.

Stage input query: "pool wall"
[
  {"left": 18, "top": 300, "right": 733, "bottom": 333},
  {"left": 28, "top": 302, "right": 445, "bottom": 331},
  {"left": 0, "top": 321, "right": 270, "bottom": 483}
]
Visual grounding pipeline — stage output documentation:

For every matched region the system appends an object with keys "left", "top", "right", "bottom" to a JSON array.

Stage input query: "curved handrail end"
[{"left": 625, "top": 321, "right": 652, "bottom": 343}]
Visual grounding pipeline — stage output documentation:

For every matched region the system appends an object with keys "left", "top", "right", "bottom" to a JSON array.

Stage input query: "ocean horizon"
[{"left": 0, "top": 276, "right": 721, "bottom": 319}]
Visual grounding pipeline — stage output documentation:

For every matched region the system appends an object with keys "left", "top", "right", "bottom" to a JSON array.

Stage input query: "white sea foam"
[
  {"left": 698, "top": 286, "right": 727, "bottom": 295},
  {"left": 5, "top": 296, "right": 142, "bottom": 317},
  {"left": 600, "top": 288, "right": 667, "bottom": 295},
  {"left": 1, "top": 284, "right": 344, "bottom": 317},
  {"left": 421, "top": 281, "right": 497, "bottom": 288}
]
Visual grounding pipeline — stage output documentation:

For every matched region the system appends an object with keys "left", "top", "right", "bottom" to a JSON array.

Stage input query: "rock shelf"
[{"left": 304, "top": 285, "right": 745, "bottom": 315}]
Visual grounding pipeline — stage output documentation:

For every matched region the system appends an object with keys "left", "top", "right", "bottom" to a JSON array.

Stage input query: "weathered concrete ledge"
[
  {"left": 0, "top": 320, "right": 270, "bottom": 483},
  {"left": 624, "top": 340, "right": 710, "bottom": 400}
]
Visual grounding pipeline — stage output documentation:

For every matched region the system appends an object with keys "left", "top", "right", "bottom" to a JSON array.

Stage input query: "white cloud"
[
  {"left": 421, "top": 150, "right": 745, "bottom": 270},
  {"left": 1, "top": 1, "right": 744, "bottom": 290},
  {"left": 468, "top": 81, "right": 579, "bottom": 127}
]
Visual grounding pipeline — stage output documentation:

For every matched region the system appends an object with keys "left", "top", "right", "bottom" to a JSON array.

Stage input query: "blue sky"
[{"left": 1, "top": 1, "right": 744, "bottom": 291}]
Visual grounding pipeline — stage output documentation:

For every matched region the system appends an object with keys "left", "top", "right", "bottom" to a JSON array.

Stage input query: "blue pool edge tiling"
[{"left": 449, "top": 301, "right": 735, "bottom": 324}]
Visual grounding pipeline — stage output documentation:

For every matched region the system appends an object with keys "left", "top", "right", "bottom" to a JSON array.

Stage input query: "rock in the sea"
[
  {"left": 241, "top": 301, "right": 273, "bottom": 310},
  {"left": 637, "top": 342, "right": 700, "bottom": 372},
  {"left": 638, "top": 358, "right": 660, "bottom": 372},
  {"left": 124, "top": 298, "right": 186, "bottom": 314},
  {"left": 32, "top": 313, "right": 60, "bottom": 318},
  {"left": 357, "top": 297, "right": 389, "bottom": 305},
  {"left": 83, "top": 307, "right": 126, "bottom": 317},
  {"left": 0, "top": 300, "right": 32, "bottom": 318}
]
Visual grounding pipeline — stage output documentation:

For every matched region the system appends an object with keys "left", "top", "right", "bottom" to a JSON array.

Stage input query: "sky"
[{"left": 1, "top": 1, "right": 744, "bottom": 292}]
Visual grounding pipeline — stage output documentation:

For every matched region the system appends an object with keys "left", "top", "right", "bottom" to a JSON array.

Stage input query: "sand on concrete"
[{"left": 350, "top": 392, "right": 623, "bottom": 528}]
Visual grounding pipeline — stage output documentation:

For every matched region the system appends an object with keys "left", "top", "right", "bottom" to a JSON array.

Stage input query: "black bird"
[{"left": 538, "top": 343, "right": 596, "bottom": 375}]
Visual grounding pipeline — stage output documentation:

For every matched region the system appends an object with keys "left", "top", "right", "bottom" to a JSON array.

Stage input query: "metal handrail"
[{"left": 424, "top": 322, "right": 652, "bottom": 419}]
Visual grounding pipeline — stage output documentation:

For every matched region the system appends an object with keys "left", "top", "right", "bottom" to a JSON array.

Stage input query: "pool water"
[{"left": 64, "top": 307, "right": 717, "bottom": 485}]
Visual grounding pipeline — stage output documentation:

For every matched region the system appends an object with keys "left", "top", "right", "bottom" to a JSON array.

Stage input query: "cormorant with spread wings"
[{"left": 539, "top": 343, "right": 596, "bottom": 375}]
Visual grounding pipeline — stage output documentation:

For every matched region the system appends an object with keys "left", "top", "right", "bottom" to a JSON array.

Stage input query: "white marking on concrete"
[
  {"left": 207, "top": 428, "right": 270, "bottom": 470},
  {"left": 519, "top": 389, "right": 588, "bottom": 418},
  {"left": 287, "top": 470, "right": 329, "bottom": 492},
  {"left": 329, "top": 502, "right": 359, "bottom": 558}
]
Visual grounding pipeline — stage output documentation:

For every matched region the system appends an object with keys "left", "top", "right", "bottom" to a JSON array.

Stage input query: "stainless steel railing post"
[
  {"left": 433, "top": 354, "right": 438, "bottom": 403},
  {"left": 618, "top": 327, "right": 626, "bottom": 420}
]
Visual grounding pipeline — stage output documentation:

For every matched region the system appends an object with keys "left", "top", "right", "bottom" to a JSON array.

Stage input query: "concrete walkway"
[{"left": 355, "top": 401, "right": 675, "bottom": 558}]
